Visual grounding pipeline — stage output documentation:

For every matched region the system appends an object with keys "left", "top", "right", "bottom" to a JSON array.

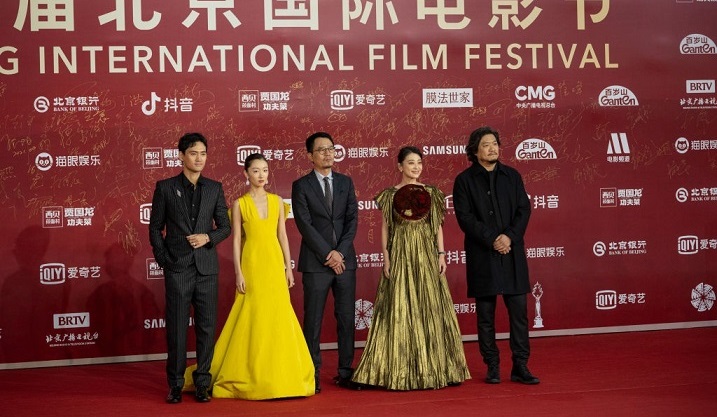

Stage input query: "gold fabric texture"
[{"left": 352, "top": 185, "right": 471, "bottom": 390}]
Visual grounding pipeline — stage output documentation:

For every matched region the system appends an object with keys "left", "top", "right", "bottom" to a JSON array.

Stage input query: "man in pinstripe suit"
[{"left": 149, "top": 133, "right": 231, "bottom": 403}]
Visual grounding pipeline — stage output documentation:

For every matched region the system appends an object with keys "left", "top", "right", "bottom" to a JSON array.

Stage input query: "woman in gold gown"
[
  {"left": 184, "top": 153, "right": 315, "bottom": 399},
  {"left": 352, "top": 146, "right": 470, "bottom": 390}
]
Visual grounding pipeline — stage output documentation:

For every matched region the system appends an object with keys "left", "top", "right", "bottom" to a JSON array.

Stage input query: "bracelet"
[{"left": 437, "top": 251, "right": 445, "bottom": 255}]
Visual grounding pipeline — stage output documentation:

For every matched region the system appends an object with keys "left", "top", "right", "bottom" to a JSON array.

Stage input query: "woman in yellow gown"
[
  {"left": 184, "top": 153, "right": 315, "bottom": 399},
  {"left": 352, "top": 146, "right": 470, "bottom": 390}
]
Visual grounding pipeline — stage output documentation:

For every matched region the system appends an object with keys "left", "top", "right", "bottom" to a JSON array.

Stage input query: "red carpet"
[{"left": 1, "top": 327, "right": 715, "bottom": 417}]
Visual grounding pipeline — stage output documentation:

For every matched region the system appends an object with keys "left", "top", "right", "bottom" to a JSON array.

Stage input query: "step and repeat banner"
[{"left": 1, "top": 1, "right": 716, "bottom": 368}]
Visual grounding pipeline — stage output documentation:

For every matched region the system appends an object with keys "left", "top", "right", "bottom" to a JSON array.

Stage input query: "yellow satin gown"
[{"left": 184, "top": 193, "right": 315, "bottom": 399}]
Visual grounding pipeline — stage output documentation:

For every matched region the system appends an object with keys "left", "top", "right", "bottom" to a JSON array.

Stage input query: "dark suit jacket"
[
  {"left": 453, "top": 162, "right": 531, "bottom": 297},
  {"left": 149, "top": 173, "right": 231, "bottom": 275},
  {"left": 292, "top": 171, "right": 358, "bottom": 272}
]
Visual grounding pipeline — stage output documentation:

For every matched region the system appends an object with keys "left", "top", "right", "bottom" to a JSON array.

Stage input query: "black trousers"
[
  {"left": 164, "top": 266, "right": 218, "bottom": 388},
  {"left": 475, "top": 293, "right": 530, "bottom": 366},
  {"left": 302, "top": 270, "right": 356, "bottom": 379}
]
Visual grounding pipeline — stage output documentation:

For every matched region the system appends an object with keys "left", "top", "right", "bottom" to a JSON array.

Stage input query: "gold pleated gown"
[{"left": 352, "top": 185, "right": 471, "bottom": 390}]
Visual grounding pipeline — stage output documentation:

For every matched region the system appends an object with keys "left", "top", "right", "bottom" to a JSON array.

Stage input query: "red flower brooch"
[{"left": 393, "top": 184, "right": 431, "bottom": 221}]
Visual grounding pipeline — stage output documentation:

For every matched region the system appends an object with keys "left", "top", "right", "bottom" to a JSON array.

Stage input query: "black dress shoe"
[
  {"left": 334, "top": 376, "right": 363, "bottom": 390},
  {"left": 510, "top": 364, "right": 540, "bottom": 385},
  {"left": 485, "top": 363, "right": 501, "bottom": 384},
  {"left": 195, "top": 386, "right": 211, "bottom": 402},
  {"left": 166, "top": 387, "right": 182, "bottom": 404}
]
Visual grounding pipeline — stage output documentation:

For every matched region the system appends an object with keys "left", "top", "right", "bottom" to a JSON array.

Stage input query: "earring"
[{"left": 245, "top": 179, "right": 250, "bottom": 185}]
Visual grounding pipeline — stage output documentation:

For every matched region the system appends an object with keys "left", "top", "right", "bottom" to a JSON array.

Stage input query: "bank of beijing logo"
[
  {"left": 598, "top": 86, "right": 639, "bottom": 107},
  {"left": 515, "top": 138, "right": 556, "bottom": 160},
  {"left": 680, "top": 34, "right": 717, "bottom": 55},
  {"left": 355, "top": 299, "right": 374, "bottom": 330}
]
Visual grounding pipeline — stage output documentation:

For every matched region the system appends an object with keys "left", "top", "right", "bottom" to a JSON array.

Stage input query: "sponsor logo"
[
  {"left": 674, "top": 136, "right": 717, "bottom": 154},
  {"left": 141, "top": 91, "right": 193, "bottom": 116},
  {"left": 593, "top": 241, "right": 607, "bottom": 257},
  {"left": 334, "top": 144, "right": 347, "bottom": 162},
  {"left": 236, "top": 145, "right": 262, "bottom": 166},
  {"left": 675, "top": 137, "right": 690, "bottom": 154},
  {"left": 594, "top": 240, "right": 647, "bottom": 256},
  {"left": 686, "top": 80, "right": 716, "bottom": 94},
  {"left": 143, "top": 147, "right": 163, "bottom": 169},
  {"left": 677, "top": 235, "right": 699, "bottom": 254},
  {"left": 144, "top": 316, "right": 194, "bottom": 329},
  {"left": 355, "top": 299, "right": 374, "bottom": 330},
  {"left": 680, "top": 34, "right": 717, "bottom": 55},
  {"left": 598, "top": 86, "right": 639, "bottom": 107},
  {"left": 607, "top": 132, "right": 630, "bottom": 162},
  {"left": 139, "top": 203, "right": 152, "bottom": 225},
  {"left": 330, "top": 90, "right": 354, "bottom": 110},
  {"left": 422, "top": 88, "right": 473, "bottom": 108},
  {"left": 239, "top": 90, "right": 259, "bottom": 112},
  {"left": 357, "top": 200, "right": 379, "bottom": 210},
  {"left": 42, "top": 206, "right": 63, "bottom": 228},
  {"left": 595, "top": 290, "right": 646, "bottom": 310},
  {"left": 40, "top": 263, "right": 66, "bottom": 285},
  {"left": 515, "top": 85, "right": 555, "bottom": 102},
  {"left": 34, "top": 96, "right": 50, "bottom": 113},
  {"left": 34, "top": 95, "right": 100, "bottom": 113},
  {"left": 422, "top": 145, "right": 465, "bottom": 156},
  {"left": 595, "top": 290, "right": 617, "bottom": 310},
  {"left": 35, "top": 152, "right": 53, "bottom": 171},
  {"left": 600, "top": 187, "right": 643, "bottom": 207},
  {"left": 146, "top": 258, "right": 164, "bottom": 280},
  {"left": 53, "top": 312, "right": 90, "bottom": 329},
  {"left": 691, "top": 283, "right": 715, "bottom": 312},
  {"left": 676, "top": 187, "right": 689, "bottom": 203},
  {"left": 516, "top": 138, "right": 557, "bottom": 160}
]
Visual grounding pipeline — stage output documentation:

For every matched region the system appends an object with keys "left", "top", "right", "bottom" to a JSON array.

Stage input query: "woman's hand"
[
  {"left": 236, "top": 274, "right": 246, "bottom": 294},
  {"left": 286, "top": 269, "right": 295, "bottom": 288},
  {"left": 438, "top": 253, "right": 447, "bottom": 276}
]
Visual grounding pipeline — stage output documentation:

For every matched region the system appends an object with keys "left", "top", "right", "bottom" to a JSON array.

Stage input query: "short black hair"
[
  {"left": 305, "top": 131, "right": 333, "bottom": 152},
  {"left": 397, "top": 146, "right": 422, "bottom": 163},
  {"left": 178, "top": 132, "right": 207, "bottom": 153},
  {"left": 466, "top": 126, "right": 500, "bottom": 164}
]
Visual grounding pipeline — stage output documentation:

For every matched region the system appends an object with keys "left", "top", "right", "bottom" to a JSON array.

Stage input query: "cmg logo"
[
  {"left": 595, "top": 290, "right": 617, "bottom": 310},
  {"left": 515, "top": 85, "right": 555, "bottom": 101},
  {"left": 53, "top": 312, "right": 90, "bottom": 329},
  {"left": 40, "top": 263, "right": 66, "bottom": 285}
]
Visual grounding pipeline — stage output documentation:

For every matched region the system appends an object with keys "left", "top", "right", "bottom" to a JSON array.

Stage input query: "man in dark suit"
[
  {"left": 291, "top": 131, "right": 359, "bottom": 393},
  {"left": 149, "top": 132, "right": 231, "bottom": 403},
  {"left": 453, "top": 126, "right": 540, "bottom": 386}
]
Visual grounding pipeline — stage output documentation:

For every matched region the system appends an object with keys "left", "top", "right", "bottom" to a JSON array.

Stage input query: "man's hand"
[{"left": 493, "top": 234, "right": 512, "bottom": 255}]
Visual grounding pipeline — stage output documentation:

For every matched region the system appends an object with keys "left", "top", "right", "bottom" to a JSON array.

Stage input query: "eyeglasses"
[{"left": 312, "top": 146, "right": 336, "bottom": 154}]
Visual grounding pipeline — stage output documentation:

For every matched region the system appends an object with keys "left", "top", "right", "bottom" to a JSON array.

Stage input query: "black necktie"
[{"left": 323, "top": 177, "right": 333, "bottom": 214}]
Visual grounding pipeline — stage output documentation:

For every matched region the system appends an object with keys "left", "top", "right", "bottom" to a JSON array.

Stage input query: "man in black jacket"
[
  {"left": 453, "top": 126, "right": 539, "bottom": 385},
  {"left": 149, "top": 132, "right": 231, "bottom": 403}
]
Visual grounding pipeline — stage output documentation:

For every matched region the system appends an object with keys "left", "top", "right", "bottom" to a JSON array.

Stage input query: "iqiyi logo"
[
  {"left": 40, "top": 263, "right": 66, "bottom": 285},
  {"left": 677, "top": 236, "right": 699, "bottom": 255}
]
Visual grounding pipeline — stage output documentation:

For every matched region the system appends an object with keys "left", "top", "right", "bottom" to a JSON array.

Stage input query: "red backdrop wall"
[{"left": 1, "top": 0, "right": 716, "bottom": 368}]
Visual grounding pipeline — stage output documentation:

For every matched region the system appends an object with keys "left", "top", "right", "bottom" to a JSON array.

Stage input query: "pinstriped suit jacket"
[
  {"left": 292, "top": 170, "right": 358, "bottom": 273},
  {"left": 149, "top": 173, "right": 231, "bottom": 275}
]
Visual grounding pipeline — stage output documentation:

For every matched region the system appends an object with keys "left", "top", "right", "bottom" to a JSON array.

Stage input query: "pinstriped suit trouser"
[{"left": 164, "top": 265, "right": 218, "bottom": 388}]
